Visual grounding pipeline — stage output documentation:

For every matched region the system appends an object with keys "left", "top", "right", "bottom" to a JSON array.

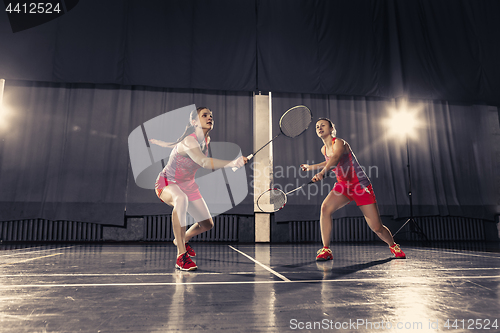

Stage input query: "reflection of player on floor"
[
  {"left": 300, "top": 118, "right": 405, "bottom": 261},
  {"left": 151, "top": 107, "right": 247, "bottom": 271}
]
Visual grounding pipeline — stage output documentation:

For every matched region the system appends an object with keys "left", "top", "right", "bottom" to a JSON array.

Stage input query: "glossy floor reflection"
[{"left": 0, "top": 242, "right": 499, "bottom": 332}]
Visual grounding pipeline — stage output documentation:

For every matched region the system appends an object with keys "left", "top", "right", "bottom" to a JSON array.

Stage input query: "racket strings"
[
  {"left": 257, "top": 189, "right": 287, "bottom": 212},
  {"left": 269, "top": 189, "right": 286, "bottom": 211},
  {"left": 280, "top": 106, "right": 312, "bottom": 138}
]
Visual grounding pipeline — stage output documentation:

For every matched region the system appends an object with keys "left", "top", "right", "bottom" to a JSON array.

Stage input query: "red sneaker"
[
  {"left": 390, "top": 244, "right": 406, "bottom": 259},
  {"left": 316, "top": 247, "right": 333, "bottom": 261},
  {"left": 185, "top": 243, "right": 196, "bottom": 257},
  {"left": 176, "top": 252, "right": 197, "bottom": 271}
]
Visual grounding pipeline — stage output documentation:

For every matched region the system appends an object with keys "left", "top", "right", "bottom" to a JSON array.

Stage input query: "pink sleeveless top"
[
  {"left": 324, "top": 137, "right": 371, "bottom": 187},
  {"left": 160, "top": 133, "right": 208, "bottom": 184}
]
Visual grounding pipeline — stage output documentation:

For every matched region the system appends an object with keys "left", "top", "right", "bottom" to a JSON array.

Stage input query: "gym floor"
[{"left": 1, "top": 242, "right": 499, "bottom": 332}]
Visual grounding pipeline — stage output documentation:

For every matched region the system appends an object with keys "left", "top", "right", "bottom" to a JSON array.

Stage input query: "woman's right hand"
[
  {"left": 312, "top": 171, "right": 325, "bottom": 182},
  {"left": 300, "top": 164, "right": 310, "bottom": 171},
  {"left": 231, "top": 156, "right": 247, "bottom": 169}
]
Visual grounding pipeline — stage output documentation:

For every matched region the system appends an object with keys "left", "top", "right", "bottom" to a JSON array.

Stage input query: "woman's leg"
[
  {"left": 184, "top": 198, "right": 213, "bottom": 242},
  {"left": 358, "top": 203, "right": 395, "bottom": 246},
  {"left": 160, "top": 184, "right": 190, "bottom": 256},
  {"left": 320, "top": 191, "right": 351, "bottom": 248}
]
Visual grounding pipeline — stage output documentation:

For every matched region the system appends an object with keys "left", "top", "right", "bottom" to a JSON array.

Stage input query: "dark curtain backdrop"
[
  {"left": 0, "top": 81, "right": 253, "bottom": 225},
  {"left": 271, "top": 94, "right": 498, "bottom": 222},
  {"left": 0, "top": 82, "right": 497, "bottom": 225},
  {"left": 257, "top": 0, "right": 500, "bottom": 104},
  {"left": 0, "top": 0, "right": 257, "bottom": 91},
  {"left": 1, "top": 0, "right": 500, "bottom": 105},
  {"left": 1, "top": 0, "right": 499, "bottom": 225}
]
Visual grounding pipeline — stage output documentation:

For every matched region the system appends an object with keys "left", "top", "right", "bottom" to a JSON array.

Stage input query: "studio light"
[
  {"left": 0, "top": 78, "right": 7, "bottom": 131},
  {"left": 0, "top": 79, "right": 14, "bottom": 132},
  {"left": 385, "top": 101, "right": 422, "bottom": 139},
  {"left": 385, "top": 99, "right": 428, "bottom": 241},
  {"left": 0, "top": 104, "right": 13, "bottom": 131},
  {"left": 0, "top": 79, "right": 4, "bottom": 110}
]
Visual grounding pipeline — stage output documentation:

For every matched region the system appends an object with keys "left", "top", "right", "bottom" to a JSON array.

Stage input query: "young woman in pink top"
[
  {"left": 151, "top": 107, "right": 247, "bottom": 270},
  {"left": 301, "top": 118, "right": 405, "bottom": 261}
]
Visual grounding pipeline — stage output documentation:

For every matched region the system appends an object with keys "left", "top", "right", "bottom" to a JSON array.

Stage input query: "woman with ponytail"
[
  {"left": 151, "top": 107, "right": 247, "bottom": 270},
  {"left": 301, "top": 118, "right": 406, "bottom": 261}
]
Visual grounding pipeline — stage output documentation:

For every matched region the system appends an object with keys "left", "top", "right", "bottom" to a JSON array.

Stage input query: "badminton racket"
[
  {"left": 256, "top": 172, "right": 331, "bottom": 213},
  {"left": 232, "top": 105, "right": 312, "bottom": 171}
]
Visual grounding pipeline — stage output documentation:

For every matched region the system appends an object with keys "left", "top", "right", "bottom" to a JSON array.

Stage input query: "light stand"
[
  {"left": 0, "top": 79, "right": 4, "bottom": 244},
  {"left": 393, "top": 135, "right": 428, "bottom": 241}
]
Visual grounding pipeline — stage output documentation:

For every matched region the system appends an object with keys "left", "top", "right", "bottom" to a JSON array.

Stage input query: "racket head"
[
  {"left": 279, "top": 105, "right": 313, "bottom": 138},
  {"left": 256, "top": 188, "right": 287, "bottom": 213}
]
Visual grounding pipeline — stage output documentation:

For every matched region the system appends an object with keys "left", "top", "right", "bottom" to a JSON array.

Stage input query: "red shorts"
[
  {"left": 155, "top": 175, "right": 203, "bottom": 202},
  {"left": 332, "top": 182, "right": 376, "bottom": 206}
]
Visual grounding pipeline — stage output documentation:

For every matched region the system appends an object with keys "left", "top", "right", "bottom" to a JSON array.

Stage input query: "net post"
[{"left": 253, "top": 92, "right": 273, "bottom": 242}]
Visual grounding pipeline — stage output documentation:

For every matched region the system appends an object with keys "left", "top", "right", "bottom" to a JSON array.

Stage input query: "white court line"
[
  {"left": 2, "top": 267, "right": 499, "bottom": 277},
  {"left": 0, "top": 272, "right": 260, "bottom": 277},
  {"left": 411, "top": 248, "right": 500, "bottom": 259},
  {"left": 2, "top": 275, "right": 499, "bottom": 288},
  {"left": 0, "top": 245, "right": 76, "bottom": 258},
  {"left": 434, "top": 267, "right": 500, "bottom": 271},
  {"left": 0, "top": 253, "right": 64, "bottom": 267},
  {"left": 228, "top": 245, "right": 291, "bottom": 282}
]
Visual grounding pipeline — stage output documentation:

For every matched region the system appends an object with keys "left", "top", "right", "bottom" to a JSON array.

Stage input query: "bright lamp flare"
[
  {"left": 385, "top": 107, "right": 422, "bottom": 139},
  {"left": 0, "top": 78, "right": 5, "bottom": 130},
  {"left": 0, "top": 105, "right": 12, "bottom": 131}
]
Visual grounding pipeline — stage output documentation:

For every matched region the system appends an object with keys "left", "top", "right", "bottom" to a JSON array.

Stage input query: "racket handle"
[{"left": 232, "top": 154, "right": 254, "bottom": 172}]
